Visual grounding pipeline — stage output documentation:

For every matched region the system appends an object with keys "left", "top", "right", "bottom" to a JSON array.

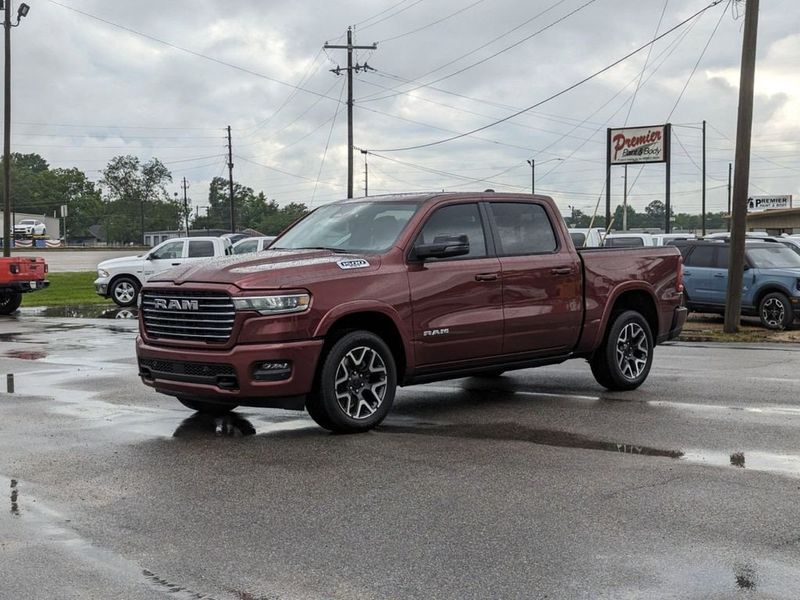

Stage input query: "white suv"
[
  {"left": 14, "top": 219, "right": 46, "bottom": 237},
  {"left": 94, "top": 236, "right": 233, "bottom": 306}
]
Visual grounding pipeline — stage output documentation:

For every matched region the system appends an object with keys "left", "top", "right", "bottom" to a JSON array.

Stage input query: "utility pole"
[
  {"left": 527, "top": 159, "right": 535, "bottom": 195},
  {"left": 227, "top": 125, "right": 235, "bottom": 233},
  {"left": 324, "top": 28, "right": 377, "bottom": 198},
  {"left": 727, "top": 162, "right": 732, "bottom": 232},
  {"left": 724, "top": 0, "right": 759, "bottom": 334},
  {"left": 2, "top": 2, "right": 29, "bottom": 257},
  {"left": 623, "top": 165, "right": 628, "bottom": 231},
  {"left": 701, "top": 119, "right": 707, "bottom": 236},
  {"left": 361, "top": 149, "right": 368, "bottom": 196},
  {"left": 181, "top": 177, "right": 190, "bottom": 236}
]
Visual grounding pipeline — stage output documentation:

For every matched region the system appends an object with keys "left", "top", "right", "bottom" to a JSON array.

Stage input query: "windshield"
[
  {"left": 273, "top": 201, "right": 421, "bottom": 253},
  {"left": 747, "top": 246, "right": 800, "bottom": 269}
]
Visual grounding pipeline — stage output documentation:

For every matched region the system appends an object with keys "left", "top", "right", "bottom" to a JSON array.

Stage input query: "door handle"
[
  {"left": 171, "top": 262, "right": 181, "bottom": 266},
  {"left": 475, "top": 273, "right": 498, "bottom": 282},
  {"left": 713, "top": 273, "right": 725, "bottom": 278},
  {"left": 550, "top": 267, "right": 573, "bottom": 275}
]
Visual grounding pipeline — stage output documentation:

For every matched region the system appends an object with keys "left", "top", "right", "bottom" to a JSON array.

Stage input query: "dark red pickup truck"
[{"left": 137, "top": 192, "right": 686, "bottom": 432}]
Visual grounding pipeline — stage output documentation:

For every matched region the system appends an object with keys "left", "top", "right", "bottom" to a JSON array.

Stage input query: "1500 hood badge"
[{"left": 337, "top": 258, "right": 370, "bottom": 270}]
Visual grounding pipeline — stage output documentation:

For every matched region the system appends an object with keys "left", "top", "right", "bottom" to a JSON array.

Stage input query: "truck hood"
[
  {"left": 98, "top": 255, "right": 144, "bottom": 270},
  {"left": 148, "top": 249, "right": 382, "bottom": 290},
  {"left": 754, "top": 267, "right": 800, "bottom": 279}
]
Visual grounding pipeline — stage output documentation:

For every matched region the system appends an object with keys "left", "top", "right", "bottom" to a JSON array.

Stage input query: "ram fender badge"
[{"left": 337, "top": 258, "right": 370, "bottom": 270}]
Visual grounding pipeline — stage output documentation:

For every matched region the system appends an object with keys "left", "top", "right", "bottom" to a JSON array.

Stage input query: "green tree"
[{"left": 101, "top": 156, "right": 176, "bottom": 244}]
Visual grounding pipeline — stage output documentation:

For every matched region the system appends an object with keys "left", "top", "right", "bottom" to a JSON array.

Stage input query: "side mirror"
[
  {"left": 145, "top": 253, "right": 153, "bottom": 261},
  {"left": 743, "top": 264, "right": 750, "bottom": 271},
  {"left": 414, "top": 234, "right": 470, "bottom": 261}
]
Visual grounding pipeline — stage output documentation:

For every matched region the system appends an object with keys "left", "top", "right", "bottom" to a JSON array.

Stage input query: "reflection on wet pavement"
[
  {"left": 379, "top": 421, "right": 685, "bottom": 458},
  {"left": 735, "top": 564, "right": 757, "bottom": 590},
  {"left": 682, "top": 449, "right": 800, "bottom": 478},
  {"left": 20, "top": 305, "right": 139, "bottom": 319},
  {"left": 173, "top": 413, "right": 257, "bottom": 438},
  {"left": 4, "top": 349, "right": 47, "bottom": 360}
]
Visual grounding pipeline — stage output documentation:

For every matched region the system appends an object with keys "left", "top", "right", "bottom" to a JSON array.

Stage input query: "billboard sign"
[
  {"left": 609, "top": 125, "right": 668, "bottom": 164},
  {"left": 747, "top": 195, "right": 792, "bottom": 212}
]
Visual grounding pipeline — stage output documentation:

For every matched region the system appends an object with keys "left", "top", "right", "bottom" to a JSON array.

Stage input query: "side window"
[
  {"left": 489, "top": 202, "right": 557, "bottom": 256},
  {"left": 188, "top": 240, "right": 215, "bottom": 258},
  {"left": 234, "top": 240, "right": 258, "bottom": 254},
  {"left": 414, "top": 203, "right": 487, "bottom": 259},
  {"left": 150, "top": 240, "right": 184, "bottom": 260},
  {"left": 685, "top": 246, "right": 714, "bottom": 268},
  {"left": 714, "top": 246, "right": 729, "bottom": 269}
]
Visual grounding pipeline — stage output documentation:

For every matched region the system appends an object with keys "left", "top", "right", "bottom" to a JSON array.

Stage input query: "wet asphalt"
[{"left": 1, "top": 310, "right": 800, "bottom": 599}]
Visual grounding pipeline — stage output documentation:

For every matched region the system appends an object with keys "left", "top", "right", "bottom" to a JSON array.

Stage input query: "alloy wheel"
[
  {"left": 334, "top": 346, "right": 388, "bottom": 420},
  {"left": 615, "top": 322, "right": 649, "bottom": 380},
  {"left": 761, "top": 298, "right": 785, "bottom": 328},
  {"left": 114, "top": 281, "right": 136, "bottom": 304}
]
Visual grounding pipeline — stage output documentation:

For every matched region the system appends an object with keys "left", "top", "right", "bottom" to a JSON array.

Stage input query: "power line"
[
  {"left": 377, "top": 0, "right": 488, "bottom": 43},
  {"left": 624, "top": 0, "right": 669, "bottom": 126},
  {"left": 369, "top": 0, "right": 726, "bottom": 153},
  {"left": 312, "top": 79, "right": 347, "bottom": 204},
  {"left": 357, "top": 0, "right": 425, "bottom": 32}
]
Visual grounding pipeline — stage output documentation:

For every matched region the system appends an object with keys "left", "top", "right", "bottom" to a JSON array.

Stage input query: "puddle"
[
  {"left": 0, "top": 332, "right": 46, "bottom": 343},
  {"left": 173, "top": 413, "right": 257, "bottom": 438},
  {"left": 379, "top": 422, "right": 684, "bottom": 459},
  {"left": 20, "top": 305, "right": 137, "bottom": 319},
  {"left": 142, "top": 569, "right": 220, "bottom": 600},
  {"left": 5, "top": 349, "right": 48, "bottom": 360},
  {"left": 682, "top": 450, "right": 800, "bottom": 479}
]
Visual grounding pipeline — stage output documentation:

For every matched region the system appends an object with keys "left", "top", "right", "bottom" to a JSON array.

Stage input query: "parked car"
[
  {"left": 568, "top": 227, "right": 605, "bottom": 248},
  {"left": 232, "top": 236, "right": 276, "bottom": 254},
  {"left": 221, "top": 233, "right": 250, "bottom": 244},
  {"left": 14, "top": 219, "right": 46, "bottom": 237},
  {"left": 0, "top": 256, "right": 49, "bottom": 314},
  {"left": 94, "top": 236, "right": 233, "bottom": 307},
  {"left": 681, "top": 240, "right": 800, "bottom": 329},
  {"left": 604, "top": 233, "right": 655, "bottom": 247},
  {"left": 652, "top": 233, "right": 696, "bottom": 246},
  {"left": 137, "top": 192, "right": 686, "bottom": 433}
]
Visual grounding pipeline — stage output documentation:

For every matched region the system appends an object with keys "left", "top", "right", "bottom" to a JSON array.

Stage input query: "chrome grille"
[{"left": 141, "top": 290, "right": 235, "bottom": 342}]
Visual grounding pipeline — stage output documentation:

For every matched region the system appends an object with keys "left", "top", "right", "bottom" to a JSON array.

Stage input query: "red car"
[
  {"left": 0, "top": 255, "right": 48, "bottom": 314},
  {"left": 137, "top": 193, "right": 686, "bottom": 433}
]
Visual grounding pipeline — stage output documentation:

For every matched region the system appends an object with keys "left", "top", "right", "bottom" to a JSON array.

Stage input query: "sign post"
[{"left": 606, "top": 124, "right": 672, "bottom": 232}]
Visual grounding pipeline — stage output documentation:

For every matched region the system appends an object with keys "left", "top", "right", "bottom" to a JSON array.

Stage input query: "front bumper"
[
  {"left": 136, "top": 336, "right": 324, "bottom": 410},
  {"left": 94, "top": 277, "right": 109, "bottom": 297}
]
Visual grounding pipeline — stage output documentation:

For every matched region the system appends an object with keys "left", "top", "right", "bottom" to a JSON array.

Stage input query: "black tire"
[
  {"left": 590, "top": 310, "right": 654, "bottom": 391},
  {"left": 0, "top": 291, "right": 22, "bottom": 315},
  {"left": 177, "top": 397, "right": 237, "bottom": 415},
  {"left": 306, "top": 331, "right": 397, "bottom": 433},
  {"left": 110, "top": 276, "right": 140, "bottom": 307},
  {"left": 758, "top": 292, "right": 793, "bottom": 330}
]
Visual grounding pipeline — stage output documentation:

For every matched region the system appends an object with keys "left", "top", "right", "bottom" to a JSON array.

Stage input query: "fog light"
[
  {"left": 9, "top": 264, "right": 18, "bottom": 274},
  {"left": 252, "top": 360, "right": 292, "bottom": 381}
]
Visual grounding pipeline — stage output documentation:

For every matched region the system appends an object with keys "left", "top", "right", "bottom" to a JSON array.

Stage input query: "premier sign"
[
  {"left": 747, "top": 195, "right": 792, "bottom": 212},
  {"left": 609, "top": 125, "right": 668, "bottom": 164}
]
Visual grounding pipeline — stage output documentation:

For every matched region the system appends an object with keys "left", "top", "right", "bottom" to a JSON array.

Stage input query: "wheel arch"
[
  {"left": 315, "top": 306, "right": 410, "bottom": 381},
  {"left": 606, "top": 287, "right": 659, "bottom": 342},
  {"left": 753, "top": 285, "right": 792, "bottom": 310}
]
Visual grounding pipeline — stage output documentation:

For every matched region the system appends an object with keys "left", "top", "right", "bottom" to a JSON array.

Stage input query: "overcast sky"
[{"left": 10, "top": 0, "right": 799, "bottom": 218}]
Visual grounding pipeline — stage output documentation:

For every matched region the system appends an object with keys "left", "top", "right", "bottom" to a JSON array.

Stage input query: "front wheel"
[
  {"left": 590, "top": 310, "right": 654, "bottom": 391},
  {"left": 110, "top": 276, "right": 139, "bottom": 307},
  {"left": 306, "top": 331, "right": 397, "bottom": 433},
  {"left": 0, "top": 291, "right": 22, "bottom": 315},
  {"left": 759, "top": 292, "right": 793, "bottom": 330}
]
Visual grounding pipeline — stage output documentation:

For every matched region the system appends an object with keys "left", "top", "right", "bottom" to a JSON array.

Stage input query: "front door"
[
  {"left": 408, "top": 202, "right": 503, "bottom": 367},
  {"left": 145, "top": 239, "right": 186, "bottom": 280}
]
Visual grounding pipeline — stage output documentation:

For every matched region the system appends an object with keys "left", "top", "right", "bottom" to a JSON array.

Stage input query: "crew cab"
[
  {"left": 95, "top": 236, "right": 233, "bottom": 307},
  {"left": 136, "top": 193, "right": 686, "bottom": 433},
  {"left": 681, "top": 239, "right": 800, "bottom": 329},
  {"left": 0, "top": 256, "right": 49, "bottom": 314}
]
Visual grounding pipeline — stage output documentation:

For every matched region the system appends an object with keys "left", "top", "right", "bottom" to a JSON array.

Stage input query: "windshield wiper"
[{"left": 274, "top": 246, "right": 350, "bottom": 254}]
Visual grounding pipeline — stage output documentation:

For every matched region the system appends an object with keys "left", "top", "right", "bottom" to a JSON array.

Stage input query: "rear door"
[
  {"left": 187, "top": 239, "right": 217, "bottom": 261},
  {"left": 408, "top": 202, "right": 503, "bottom": 366},
  {"left": 486, "top": 201, "right": 582, "bottom": 355},
  {"left": 683, "top": 245, "right": 717, "bottom": 305}
]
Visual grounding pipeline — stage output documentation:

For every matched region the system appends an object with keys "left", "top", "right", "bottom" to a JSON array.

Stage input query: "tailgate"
[{"left": 6, "top": 257, "right": 48, "bottom": 283}]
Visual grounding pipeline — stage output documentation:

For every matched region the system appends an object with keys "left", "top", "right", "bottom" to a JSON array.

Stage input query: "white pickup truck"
[{"left": 94, "top": 236, "right": 233, "bottom": 306}]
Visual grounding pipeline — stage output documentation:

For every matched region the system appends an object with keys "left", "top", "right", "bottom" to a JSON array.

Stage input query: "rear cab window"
[
  {"left": 488, "top": 202, "right": 557, "bottom": 256},
  {"left": 188, "top": 240, "right": 216, "bottom": 258}
]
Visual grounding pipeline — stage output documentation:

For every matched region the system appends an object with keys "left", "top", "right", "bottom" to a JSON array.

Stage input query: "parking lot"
[{"left": 2, "top": 312, "right": 800, "bottom": 599}]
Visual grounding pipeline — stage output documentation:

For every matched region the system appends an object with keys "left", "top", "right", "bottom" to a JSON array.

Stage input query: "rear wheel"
[
  {"left": 759, "top": 292, "right": 793, "bottom": 330},
  {"left": 306, "top": 331, "right": 396, "bottom": 433},
  {"left": 177, "top": 397, "right": 237, "bottom": 415},
  {"left": 0, "top": 291, "right": 22, "bottom": 315},
  {"left": 590, "top": 310, "right": 654, "bottom": 391},
  {"left": 110, "top": 276, "right": 139, "bottom": 307}
]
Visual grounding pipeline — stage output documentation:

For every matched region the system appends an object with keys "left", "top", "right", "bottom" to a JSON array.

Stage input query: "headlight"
[
  {"left": 232, "top": 293, "right": 310, "bottom": 315},
  {"left": 98, "top": 268, "right": 110, "bottom": 278}
]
